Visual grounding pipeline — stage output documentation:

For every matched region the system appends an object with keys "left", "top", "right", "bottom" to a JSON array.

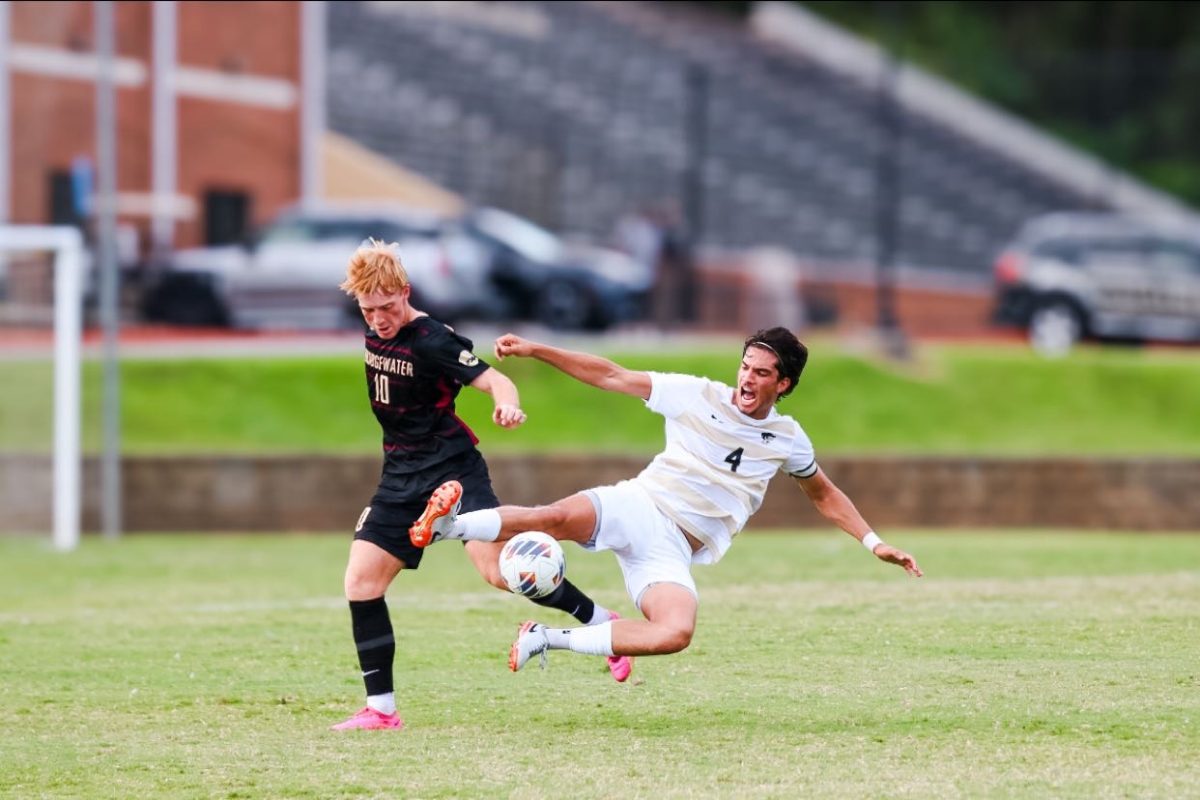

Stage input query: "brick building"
[{"left": 0, "top": 0, "right": 325, "bottom": 255}]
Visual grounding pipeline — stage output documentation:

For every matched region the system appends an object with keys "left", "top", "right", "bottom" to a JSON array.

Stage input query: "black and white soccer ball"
[{"left": 498, "top": 531, "right": 565, "bottom": 599}]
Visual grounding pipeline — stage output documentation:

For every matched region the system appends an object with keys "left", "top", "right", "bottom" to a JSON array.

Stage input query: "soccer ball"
[{"left": 498, "top": 531, "right": 565, "bottom": 599}]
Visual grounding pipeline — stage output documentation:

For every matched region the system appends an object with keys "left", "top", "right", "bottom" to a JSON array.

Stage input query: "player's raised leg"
[{"left": 409, "top": 483, "right": 595, "bottom": 547}]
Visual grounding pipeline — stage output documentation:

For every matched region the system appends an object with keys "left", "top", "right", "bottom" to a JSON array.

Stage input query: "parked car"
[
  {"left": 991, "top": 212, "right": 1200, "bottom": 355},
  {"left": 142, "top": 204, "right": 495, "bottom": 329},
  {"left": 460, "top": 206, "right": 651, "bottom": 331},
  {"left": 143, "top": 203, "right": 649, "bottom": 332}
]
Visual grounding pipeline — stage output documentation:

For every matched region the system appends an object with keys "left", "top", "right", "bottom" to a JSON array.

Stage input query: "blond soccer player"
[{"left": 331, "top": 240, "right": 632, "bottom": 731}]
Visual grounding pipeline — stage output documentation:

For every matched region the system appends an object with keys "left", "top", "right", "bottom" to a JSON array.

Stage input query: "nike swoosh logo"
[{"left": 362, "top": 669, "right": 380, "bottom": 677}]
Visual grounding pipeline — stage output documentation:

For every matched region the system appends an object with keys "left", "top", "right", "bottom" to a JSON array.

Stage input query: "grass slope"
[
  {"left": 1, "top": 532, "right": 1197, "bottom": 798},
  {"left": 3, "top": 340, "right": 1200, "bottom": 455}
]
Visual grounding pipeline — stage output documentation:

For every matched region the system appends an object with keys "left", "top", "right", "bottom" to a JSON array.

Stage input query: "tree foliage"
[{"left": 799, "top": 1, "right": 1200, "bottom": 206}]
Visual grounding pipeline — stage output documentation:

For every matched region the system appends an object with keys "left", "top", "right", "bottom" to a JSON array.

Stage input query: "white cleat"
[{"left": 508, "top": 620, "right": 550, "bottom": 672}]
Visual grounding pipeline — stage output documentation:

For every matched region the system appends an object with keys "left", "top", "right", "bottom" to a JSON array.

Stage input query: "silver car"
[
  {"left": 142, "top": 204, "right": 495, "bottom": 329},
  {"left": 992, "top": 212, "right": 1200, "bottom": 354}
]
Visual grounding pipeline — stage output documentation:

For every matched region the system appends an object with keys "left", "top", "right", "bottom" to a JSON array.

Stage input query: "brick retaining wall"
[{"left": 3, "top": 454, "right": 1198, "bottom": 533}]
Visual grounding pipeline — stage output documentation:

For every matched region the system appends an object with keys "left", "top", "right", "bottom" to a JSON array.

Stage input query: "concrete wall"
[{"left": 3, "top": 454, "right": 1198, "bottom": 534}]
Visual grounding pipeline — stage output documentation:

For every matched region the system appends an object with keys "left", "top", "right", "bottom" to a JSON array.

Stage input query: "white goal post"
[{"left": 0, "top": 225, "right": 84, "bottom": 551}]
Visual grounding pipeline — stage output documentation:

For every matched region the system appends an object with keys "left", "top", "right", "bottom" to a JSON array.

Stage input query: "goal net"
[{"left": 0, "top": 226, "right": 85, "bottom": 551}]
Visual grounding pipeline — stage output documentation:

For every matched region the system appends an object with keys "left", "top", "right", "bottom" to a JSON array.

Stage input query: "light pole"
[
  {"left": 873, "top": 2, "right": 908, "bottom": 359},
  {"left": 95, "top": 0, "right": 122, "bottom": 538}
]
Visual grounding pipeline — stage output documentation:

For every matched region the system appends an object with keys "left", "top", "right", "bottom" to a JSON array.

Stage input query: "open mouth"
[{"left": 739, "top": 386, "right": 756, "bottom": 405}]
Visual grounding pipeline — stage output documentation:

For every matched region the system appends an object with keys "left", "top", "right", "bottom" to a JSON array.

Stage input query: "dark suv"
[{"left": 992, "top": 212, "right": 1200, "bottom": 354}]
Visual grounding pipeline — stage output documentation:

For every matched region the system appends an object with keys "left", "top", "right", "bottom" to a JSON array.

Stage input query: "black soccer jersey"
[{"left": 363, "top": 316, "right": 490, "bottom": 489}]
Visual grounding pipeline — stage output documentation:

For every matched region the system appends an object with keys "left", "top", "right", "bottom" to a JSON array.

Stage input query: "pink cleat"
[
  {"left": 330, "top": 707, "right": 404, "bottom": 731},
  {"left": 605, "top": 613, "right": 633, "bottom": 683}
]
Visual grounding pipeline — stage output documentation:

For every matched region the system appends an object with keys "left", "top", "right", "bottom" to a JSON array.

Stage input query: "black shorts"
[{"left": 352, "top": 448, "right": 500, "bottom": 568}]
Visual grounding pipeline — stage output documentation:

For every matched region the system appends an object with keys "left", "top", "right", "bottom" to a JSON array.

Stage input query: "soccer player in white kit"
[{"left": 409, "top": 327, "right": 923, "bottom": 671}]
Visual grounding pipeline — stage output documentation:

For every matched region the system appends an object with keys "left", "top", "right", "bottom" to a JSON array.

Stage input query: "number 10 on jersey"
[{"left": 373, "top": 373, "right": 390, "bottom": 404}]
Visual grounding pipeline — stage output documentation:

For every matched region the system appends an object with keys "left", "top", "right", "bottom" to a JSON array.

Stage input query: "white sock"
[
  {"left": 452, "top": 509, "right": 501, "bottom": 542},
  {"left": 366, "top": 692, "right": 396, "bottom": 715},
  {"left": 544, "top": 621, "right": 614, "bottom": 657},
  {"left": 586, "top": 603, "right": 614, "bottom": 626}
]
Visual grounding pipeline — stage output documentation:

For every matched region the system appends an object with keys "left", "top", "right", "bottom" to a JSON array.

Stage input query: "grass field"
[
  {"left": 2, "top": 531, "right": 1198, "bottom": 799},
  {"left": 4, "top": 339, "right": 1200, "bottom": 456}
]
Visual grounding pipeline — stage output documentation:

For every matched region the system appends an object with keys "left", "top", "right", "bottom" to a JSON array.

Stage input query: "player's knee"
[
  {"left": 539, "top": 499, "right": 579, "bottom": 534},
  {"left": 344, "top": 569, "right": 389, "bottom": 601},
  {"left": 656, "top": 624, "right": 694, "bottom": 654}
]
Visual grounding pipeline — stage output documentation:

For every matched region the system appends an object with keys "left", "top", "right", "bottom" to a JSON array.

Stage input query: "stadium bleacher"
[{"left": 327, "top": 0, "right": 1108, "bottom": 279}]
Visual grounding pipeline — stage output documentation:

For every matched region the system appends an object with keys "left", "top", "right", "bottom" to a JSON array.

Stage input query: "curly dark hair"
[{"left": 742, "top": 327, "right": 808, "bottom": 398}]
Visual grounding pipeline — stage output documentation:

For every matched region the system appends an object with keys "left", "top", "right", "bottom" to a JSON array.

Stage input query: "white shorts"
[{"left": 582, "top": 479, "right": 698, "bottom": 609}]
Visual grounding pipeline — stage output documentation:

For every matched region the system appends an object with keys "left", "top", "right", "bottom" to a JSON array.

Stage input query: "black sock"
[
  {"left": 349, "top": 597, "right": 394, "bottom": 697},
  {"left": 532, "top": 579, "right": 596, "bottom": 624}
]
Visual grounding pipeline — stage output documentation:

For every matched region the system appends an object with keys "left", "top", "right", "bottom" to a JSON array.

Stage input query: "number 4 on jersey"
[{"left": 724, "top": 447, "right": 744, "bottom": 472}]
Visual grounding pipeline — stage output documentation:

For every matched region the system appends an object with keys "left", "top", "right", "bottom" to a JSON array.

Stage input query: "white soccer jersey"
[{"left": 635, "top": 371, "right": 818, "bottom": 564}]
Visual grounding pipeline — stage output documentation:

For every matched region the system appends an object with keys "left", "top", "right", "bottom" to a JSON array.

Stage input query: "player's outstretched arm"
[
  {"left": 795, "top": 468, "right": 923, "bottom": 577},
  {"left": 469, "top": 367, "right": 527, "bottom": 429},
  {"left": 494, "top": 333, "right": 652, "bottom": 400}
]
